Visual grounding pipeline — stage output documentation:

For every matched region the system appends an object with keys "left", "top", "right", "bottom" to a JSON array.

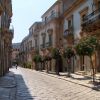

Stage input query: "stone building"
[
  {"left": 58, "top": 0, "right": 100, "bottom": 74},
  {"left": 20, "top": 0, "right": 100, "bottom": 74},
  {"left": 40, "top": 1, "right": 62, "bottom": 49},
  {"left": 19, "top": 22, "right": 42, "bottom": 68},
  {"left": 12, "top": 43, "right": 20, "bottom": 65},
  {"left": 0, "top": 0, "right": 13, "bottom": 76},
  {"left": 81, "top": 0, "right": 100, "bottom": 72}
]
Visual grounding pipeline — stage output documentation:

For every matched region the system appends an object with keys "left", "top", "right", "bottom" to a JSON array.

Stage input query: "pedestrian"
[{"left": 15, "top": 63, "right": 18, "bottom": 69}]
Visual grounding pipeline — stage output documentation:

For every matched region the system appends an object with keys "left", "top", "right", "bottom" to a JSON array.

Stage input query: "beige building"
[
  {"left": 12, "top": 43, "right": 20, "bottom": 65},
  {"left": 20, "top": 0, "right": 100, "bottom": 74},
  {"left": 59, "top": 0, "right": 100, "bottom": 74},
  {"left": 19, "top": 22, "right": 42, "bottom": 68},
  {"left": 81, "top": 0, "right": 100, "bottom": 73},
  {"left": 0, "top": 0, "right": 13, "bottom": 76},
  {"left": 40, "top": 1, "right": 62, "bottom": 49}
]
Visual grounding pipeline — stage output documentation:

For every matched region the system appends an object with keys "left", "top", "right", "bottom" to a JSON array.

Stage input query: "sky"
[{"left": 12, "top": 0, "right": 57, "bottom": 43}]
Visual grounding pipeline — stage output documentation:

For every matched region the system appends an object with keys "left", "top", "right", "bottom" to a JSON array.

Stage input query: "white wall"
[{"left": 63, "top": 0, "right": 94, "bottom": 40}]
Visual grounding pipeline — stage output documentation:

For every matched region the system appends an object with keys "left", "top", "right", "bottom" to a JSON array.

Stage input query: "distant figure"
[{"left": 15, "top": 63, "right": 18, "bottom": 69}]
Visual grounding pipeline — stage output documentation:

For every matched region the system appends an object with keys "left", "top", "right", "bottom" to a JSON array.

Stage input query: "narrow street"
[{"left": 11, "top": 67, "right": 100, "bottom": 100}]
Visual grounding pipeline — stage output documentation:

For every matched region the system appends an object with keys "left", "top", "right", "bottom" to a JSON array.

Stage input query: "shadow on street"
[{"left": 15, "top": 72, "right": 37, "bottom": 100}]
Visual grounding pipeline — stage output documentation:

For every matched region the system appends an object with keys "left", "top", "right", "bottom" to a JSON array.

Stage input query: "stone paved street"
[{"left": 10, "top": 67, "right": 100, "bottom": 100}]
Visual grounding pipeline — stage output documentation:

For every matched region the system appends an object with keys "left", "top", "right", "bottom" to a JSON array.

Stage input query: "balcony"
[
  {"left": 40, "top": 44, "right": 45, "bottom": 49},
  {"left": 63, "top": 26, "right": 73, "bottom": 37},
  {"left": 40, "top": 42, "right": 52, "bottom": 49},
  {"left": 43, "top": 13, "right": 58, "bottom": 25},
  {"left": 63, "top": 27, "right": 74, "bottom": 45},
  {"left": 81, "top": 8, "right": 100, "bottom": 32},
  {"left": 46, "top": 42, "right": 51, "bottom": 48}
]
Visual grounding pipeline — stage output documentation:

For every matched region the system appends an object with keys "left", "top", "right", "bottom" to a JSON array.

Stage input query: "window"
[
  {"left": 67, "top": 15, "right": 73, "bottom": 30},
  {"left": 30, "top": 41, "right": 32, "bottom": 49},
  {"left": 68, "top": 19, "right": 72, "bottom": 29},
  {"left": 51, "top": 10, "right": 55, "bottom": 16},
  {"left": 35, "top": 39, "right": 37, "bottom": 48},
  {"left": 49, "top": 34, "right": 52, "bottom": 46},
  {"left": 42, "top": 36, "right": 46, "bottom": 48},
  {"left": 45, "top": 16, "right": 47, "bottom": 24}
]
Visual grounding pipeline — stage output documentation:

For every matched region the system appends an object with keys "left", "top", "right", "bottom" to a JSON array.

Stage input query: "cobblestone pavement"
[
  {"left": 0, "top": 71, "right": 16, "bottom": 100},
  {"left": 11, "top": 67, "right": 100, "bottom": 100}
]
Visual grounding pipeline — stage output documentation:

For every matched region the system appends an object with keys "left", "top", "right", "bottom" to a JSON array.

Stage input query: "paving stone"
[{"left": 10, "top": 67, "right": 100, "bottom": 100}]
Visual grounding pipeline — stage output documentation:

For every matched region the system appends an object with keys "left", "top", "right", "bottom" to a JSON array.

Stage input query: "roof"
[{"left": 41, "top": 1, "right": 58, "bottom": 18}]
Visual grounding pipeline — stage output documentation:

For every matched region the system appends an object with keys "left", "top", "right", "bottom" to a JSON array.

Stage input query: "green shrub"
[
  {"left": 26, "top": 62, "right": 32, "bottom": 69},
  {"left": 51, "top": 48, "right": 61, "bottom": 59},
  {"left": 32, "top": 54, "right": 42, "bottom": 63},
  {"left": 63, "top": 47, "right": 75, "bottom": 59}
]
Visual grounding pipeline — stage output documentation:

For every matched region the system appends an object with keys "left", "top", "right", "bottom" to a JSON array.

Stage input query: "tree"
[
  {"left": 75, "top": 36, "right": 99, "bottom": 82},
  {"left": 32, "top": 54, "right": 42, "bottom": 70},
  {"left": 51, "top": 48, "right": 62, "bottom": 75},
  {"left": 63, "top": 47, "right": 75, "bottom": 77}
]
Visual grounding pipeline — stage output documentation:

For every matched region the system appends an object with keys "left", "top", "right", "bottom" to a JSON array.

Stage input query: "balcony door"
[{"left": 42, "top": 36, "right": 46, "bottom": 48}]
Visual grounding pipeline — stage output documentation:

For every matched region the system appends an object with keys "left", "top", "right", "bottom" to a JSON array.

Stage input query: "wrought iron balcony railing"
[
  {"left": 40, "top": 44, "right": 45, "bottom": 49},
  {"left": 42, "top": 13, "right": 58, "bottom": 25},
  {"left": 40, "top": 42, "right": 52, "bottom": 49},
  {"left": 82, "top": 8, "right": 100, "bottom": 27},
  {"left": 63, "top": 26, "right": 73, "bottom": 37}
]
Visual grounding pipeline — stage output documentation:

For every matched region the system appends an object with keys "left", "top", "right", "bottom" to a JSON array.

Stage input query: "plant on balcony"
[
  {"left": 75, "top": 36, "right": 99, "bottom": 83},
  {"left": 63, "top": 47, "right": 75, "bottom": 77}
]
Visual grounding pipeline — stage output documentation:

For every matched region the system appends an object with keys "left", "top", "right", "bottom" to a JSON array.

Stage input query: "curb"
[{"left": 39, "top": 71, "right": 94, "bottom": 89}]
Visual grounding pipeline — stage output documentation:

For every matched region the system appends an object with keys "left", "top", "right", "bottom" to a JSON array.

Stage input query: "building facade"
[
  {"left": 81, "top": 0, "right": 100, "bottom": 72},
  {"left": 19, "top": 22, "right": 42, "bottom": 68},
  {"left": 20, "top": 0, "right": 100, "bottom": 74},
  {"left": 59, "top": 0, "right": 100, "bottom": 74},
  {"left": 40, "top": 1, "right": 62, "bottom": 49},
  {"left": 12, "top": 43, "right": 20, "bottom": 65},
  {"left": 0, "top": 0, "right": 13, "bottom": 76}
]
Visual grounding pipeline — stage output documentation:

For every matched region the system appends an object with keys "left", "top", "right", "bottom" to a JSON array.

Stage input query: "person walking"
[{"left": 15, "top": 62, "right": 18, "bottom": 69}]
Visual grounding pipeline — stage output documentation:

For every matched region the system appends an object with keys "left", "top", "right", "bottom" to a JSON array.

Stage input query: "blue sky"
[{"left": 12, "top": 0, "right": 57, "bottom": 43}]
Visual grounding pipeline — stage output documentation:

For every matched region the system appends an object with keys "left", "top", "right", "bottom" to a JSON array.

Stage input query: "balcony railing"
[
  {"left": 40, "top": 42, "right": 52, "bottom": 49},
  {"left": 46, "top": 42, "right": 50, "bottom": 47},
  {"left": 42, "top": 13, "right": 58, "bottom": 25},
  {"left": 82, "top": 8, "right": 100, "bottom": 27},
  {"left": 40, "top": 44, "right": 45, "bottom": 49},
  {"left": 63, "top": 26, "right": 73, "bottom": 37}
]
